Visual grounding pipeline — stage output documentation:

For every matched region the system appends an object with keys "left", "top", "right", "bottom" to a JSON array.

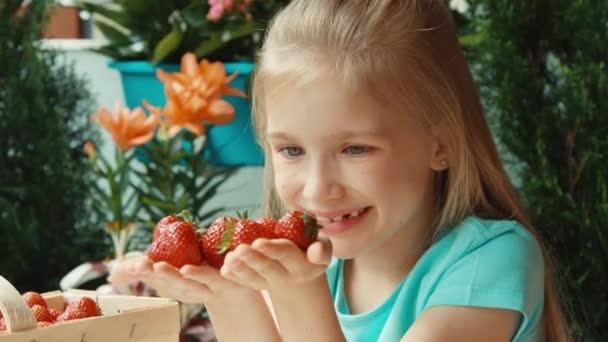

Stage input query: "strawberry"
[
  {"left": 200, "top": 216, "right": 236, "bottom": 268},
  {"left": 23, "top": 292, "right": 47, "bottom": 308},
  {"left": 147, "top": 215, "right": 203, "bottom": 269},
  {"left": 275, "top": 210, "right": 322, "bottom": 250},
  {"left": 56, "top": 297, "right": 99, "bottom": 322},
  {"left": 153, "top": 214, "right": 181, "bottom": 241},
  {"left": 48, "top": 308, "right": 62, "bottom": 322},
  {"left": 256, "top": 217, "right": 277, "bottom": 234},
  {"left": 227, "top": 217, "right": 276, "bottom": 251},
  {"left": 31, "top": 304, "right": 52, "bottom": 323}
]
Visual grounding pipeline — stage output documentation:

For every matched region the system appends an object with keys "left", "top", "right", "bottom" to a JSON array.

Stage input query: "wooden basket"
[{"left": 0, "top": 276, "right": 180, "bottom": 341}]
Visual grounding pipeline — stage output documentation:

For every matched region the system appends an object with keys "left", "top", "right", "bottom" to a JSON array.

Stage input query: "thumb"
[{"left": 307, "top": 237, "right": 333, "bottom": 266}]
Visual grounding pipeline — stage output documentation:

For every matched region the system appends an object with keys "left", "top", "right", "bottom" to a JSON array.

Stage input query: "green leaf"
[
  {"left": 194, "top": 20, "right": 262, "bottom": 57},
  {"left": 94, "top": 19, "right": 131, "bottom": 44},
  {"left": 216, "top": 218, "right": 235, "bottom": 254},
  {"left": 141, "top": 195, "right": 175, "bottom": 211},
  {"left": 151, "top": 27, "right": 184, "bottom": 64},
  {"left": 119, "top": 0, "right": 150, "bottom": 14}
]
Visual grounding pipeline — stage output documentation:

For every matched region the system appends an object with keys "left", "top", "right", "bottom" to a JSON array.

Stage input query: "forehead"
[
  {"left": 265, "top": 75, "right": 397, "bottom": 134},
  {"left": 262, "top": 74, "right": 430, "bottom": 144}
]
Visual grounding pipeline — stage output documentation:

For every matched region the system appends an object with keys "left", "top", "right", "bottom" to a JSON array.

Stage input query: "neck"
[
  {"left": 348, "top": 209, "right": 435, "bottom": 284},
  {"left": 341, "top": 210, "right": 435, "bottom": 314}
]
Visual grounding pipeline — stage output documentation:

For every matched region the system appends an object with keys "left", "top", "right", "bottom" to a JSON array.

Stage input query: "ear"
[{"left": 429, "top": 139, "right": 449, "bottom": 171}]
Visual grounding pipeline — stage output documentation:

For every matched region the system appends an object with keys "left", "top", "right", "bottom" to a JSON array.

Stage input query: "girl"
[{"left": 112, "top": 1, "right": 569, "bottom": 341}]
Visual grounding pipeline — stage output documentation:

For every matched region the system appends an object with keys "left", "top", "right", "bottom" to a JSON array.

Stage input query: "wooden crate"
[{"left": 0, "top": 276, "right": 180, "bottom": 342}]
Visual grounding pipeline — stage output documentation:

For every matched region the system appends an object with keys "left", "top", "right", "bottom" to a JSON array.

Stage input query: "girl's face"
[{"left": 265, "top": 76, "right": 443, "bottom": 259}]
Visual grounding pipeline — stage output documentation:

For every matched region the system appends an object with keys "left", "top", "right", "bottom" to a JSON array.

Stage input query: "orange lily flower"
[
  {"left": 148, "top": 53, "right": 243, "bottom": 138},
  {"left": 91, "top": 101, "right": 160, "bottom": 152},
  {"left": 156, "top": 52, "right": 246, "bottom": 102}
]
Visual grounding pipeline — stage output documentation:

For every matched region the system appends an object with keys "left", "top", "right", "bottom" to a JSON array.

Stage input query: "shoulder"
[
  {"left": 418, "top": 216, "right": 545, "bottom": 340},
  {"left": 432, "top": 216, "right": 544, "bottom": 272}
]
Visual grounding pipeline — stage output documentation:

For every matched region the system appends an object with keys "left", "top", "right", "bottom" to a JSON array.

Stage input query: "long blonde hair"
[{"left": 251, "top": 1, "right": 569, "bottom": 340}]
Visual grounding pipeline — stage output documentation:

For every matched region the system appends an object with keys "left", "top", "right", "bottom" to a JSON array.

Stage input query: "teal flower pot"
[{"left": 108, "top": 60, "right": 264, "bottom": 167}]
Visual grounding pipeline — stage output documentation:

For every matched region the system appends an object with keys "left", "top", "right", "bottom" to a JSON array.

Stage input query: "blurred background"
[{"left": 0, "top": 0, "right": 606, "bottom": 340}]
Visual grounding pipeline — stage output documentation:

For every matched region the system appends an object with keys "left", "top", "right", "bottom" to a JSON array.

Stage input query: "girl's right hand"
[{"left": 109, "top": 256, "right": 251, "bottom": 304}]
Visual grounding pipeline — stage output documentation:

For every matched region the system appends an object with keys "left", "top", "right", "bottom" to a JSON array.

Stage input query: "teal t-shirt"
[{"left": 326, "top": 216, "right": 544, "bottom": 342}]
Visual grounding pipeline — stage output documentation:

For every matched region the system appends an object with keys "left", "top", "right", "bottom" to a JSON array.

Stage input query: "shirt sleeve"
[{"left": 423, "top": 228, "right": 545, "bottom": 340}]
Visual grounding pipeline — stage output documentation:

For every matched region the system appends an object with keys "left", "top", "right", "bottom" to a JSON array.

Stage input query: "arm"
[
  {"left": 110, "top": 256, "right": 281, "bottom": 342},
  {"left": 221, "top": 238, "right": 346, "bottom": 342},
  {"left": 268, "top": 275, "right": 345, "bottom": 342},
  {"left": 401, "top": 306, "right": 521, "bottom": 342},
  {"left": 204, "top": 288, "right": 281, "bottom": 341}
]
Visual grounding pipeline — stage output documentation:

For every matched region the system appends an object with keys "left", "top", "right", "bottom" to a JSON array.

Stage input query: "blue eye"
[
  {"left": 278, "top": 146, "right": 305, "bottom": 158},
  {"left": 344, "top": 145, "right": 371, "bottom": 156}
]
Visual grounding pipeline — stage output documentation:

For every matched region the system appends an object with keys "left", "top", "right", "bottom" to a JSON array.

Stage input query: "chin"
[{"left": 328, "top": 241, "right": 360, "bottom": 260}]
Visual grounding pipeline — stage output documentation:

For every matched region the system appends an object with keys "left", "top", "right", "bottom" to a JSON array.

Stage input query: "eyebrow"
[{"left": 266, "top": 129, "right": 385, "bottom": 141}]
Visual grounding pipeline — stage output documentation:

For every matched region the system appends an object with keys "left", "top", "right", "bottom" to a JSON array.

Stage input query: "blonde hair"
[{"left": 251, "top": 1, "right": 569, "bottom": 340}]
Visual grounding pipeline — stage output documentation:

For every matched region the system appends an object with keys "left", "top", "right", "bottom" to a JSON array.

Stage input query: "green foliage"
[
  {"left": 130, "top": 131, "right": 237, "bottom": 244},
  {"left": 458, "top": 1, "right": 608, "bottom": 339},
  {"left": 0, "top": 0, "right": 111, "bottom": 292},
  {"left": 78, "top": 0, "right": 290, "bottom": 63}
]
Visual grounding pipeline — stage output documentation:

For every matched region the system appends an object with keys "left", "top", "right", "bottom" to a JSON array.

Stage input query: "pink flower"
[
  {"left": 237, "top": 2, "right": 249, "bottom": 12},
  {"left": 207, "top": 4, "right": 224, "bottom": 22}
]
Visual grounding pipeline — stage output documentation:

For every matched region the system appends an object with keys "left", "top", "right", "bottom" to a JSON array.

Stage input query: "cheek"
[{"left": 272, "top": 161, "right": 301, "bottom": 204}]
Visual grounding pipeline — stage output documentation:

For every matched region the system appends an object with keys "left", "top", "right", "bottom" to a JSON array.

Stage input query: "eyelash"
[{"left": 277, "top": 145, "right": 373, "bottom": 159}]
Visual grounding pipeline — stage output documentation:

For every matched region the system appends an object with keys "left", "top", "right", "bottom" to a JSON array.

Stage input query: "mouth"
[{"left": 312, "top": 207, "right": 371, "bottom": 224}]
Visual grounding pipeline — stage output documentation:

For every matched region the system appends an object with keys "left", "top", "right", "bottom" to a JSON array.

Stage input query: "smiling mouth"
[{"left": 314, "top": 207, "right": 371, "bottom": 224}]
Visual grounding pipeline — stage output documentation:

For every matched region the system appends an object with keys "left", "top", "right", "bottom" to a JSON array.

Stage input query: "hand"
[
  {"left": 109, "top": 256, "right": 250, "bottom": 304},
  {"left": 220, "top": 237, "right": 332, "bottom": 291}
]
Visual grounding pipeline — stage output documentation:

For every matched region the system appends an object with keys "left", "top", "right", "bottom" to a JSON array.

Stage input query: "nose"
[{"left": 301, "top": 158, "right": 345, "bottom": 203}]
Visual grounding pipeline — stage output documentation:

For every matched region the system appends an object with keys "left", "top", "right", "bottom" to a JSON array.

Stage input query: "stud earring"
[{"left": 440, "top": 160, "right": 448, "bottom": 168}]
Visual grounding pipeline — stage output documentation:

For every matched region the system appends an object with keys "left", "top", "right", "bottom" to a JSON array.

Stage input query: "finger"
[
  {"left": 251, "top": 238, "right": 308, "bottom": 273},
  {"left": 130, "top": 257, "right": 154, "bottom": 274},
  {"left": 108, "top": 256, "right": 145, "bottom": 284},
  {"left": 180, "top": 264, "right": 221, "bottom": 283},
  {"left": 221, "top": 255, "right": 268, "bottom": 290},
  {"left": 230, "top": 244, "right": 289, "bottom": 281},
  {"left": 152, "top": 262, "right": 213, "bottom": 298},
  {"left": 307, "top": 237, "right": 332, "bottom": 266},
  {"left": 152, "top": 261, "right": 181, "bottom": 278}
]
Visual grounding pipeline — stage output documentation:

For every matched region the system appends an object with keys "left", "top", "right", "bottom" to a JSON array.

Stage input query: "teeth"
[
  {"left": 316, "top": 216, "right": 331, "bottom": 223},
  {"left": 315, "top": 208, "right": 367, "bottom": 223},
  {"left": 331, "top": 215, "right": 343, "bottom": 222}
]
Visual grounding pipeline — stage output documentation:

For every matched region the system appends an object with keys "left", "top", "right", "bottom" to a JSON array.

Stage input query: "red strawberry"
[
  {"left": 0, "top": 318, "right": 5, "bottom": 331},
  {"left": 200, "top": 216, "right": 236, "bottom": 268},
  {"left": 22, "top": 292, "right": 47, "bottom": 308},
  {"left": 48, "top": 308, "right": 62, "bottom": 322},
  {"left": 147, "top": 218, "right": 203, "bottom": 269},
  {"left": 275, "top": 210, "right": 322, "bottom": 250},
  {"left": 153, "top": 214, "right": 181, "bottom": 241},
  {"left": 228, "top": 218, "right": 276, "bottom": 251},
  {"left": 31, "top": 304, "right": 52, "bottom": 323},
  {"left": 56, "top": 297, "right": 99, "bottom": 322},
  {"left": 256, "top": 217, "right": 277, "bottom": 234}
]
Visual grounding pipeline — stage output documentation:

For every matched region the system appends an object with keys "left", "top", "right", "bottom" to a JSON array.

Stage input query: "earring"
[{"left": 440, "top": 160, "right": 448, "bottom": 168}]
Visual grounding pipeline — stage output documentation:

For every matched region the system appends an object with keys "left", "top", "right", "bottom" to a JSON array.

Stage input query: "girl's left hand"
[{"left": 220, "top": 237, "right": 332, "bottom": 291}]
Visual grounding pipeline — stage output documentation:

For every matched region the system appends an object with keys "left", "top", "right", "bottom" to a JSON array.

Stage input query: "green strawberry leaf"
[{"left": 216, "top": 219, "right": 235, "bottom": 254}]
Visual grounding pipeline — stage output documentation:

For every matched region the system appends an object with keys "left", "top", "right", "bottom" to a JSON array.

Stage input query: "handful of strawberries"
[
  {"left": 147, "top": 210, "right": 322, "bottom": 269},
  {"left": 0, "top": 292, "right": 99, "bottom": 330}
]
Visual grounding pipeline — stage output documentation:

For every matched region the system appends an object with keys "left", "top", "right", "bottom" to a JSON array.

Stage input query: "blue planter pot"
[{"left": 108, "top": 60, "right": 264, "bottom": 167}]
